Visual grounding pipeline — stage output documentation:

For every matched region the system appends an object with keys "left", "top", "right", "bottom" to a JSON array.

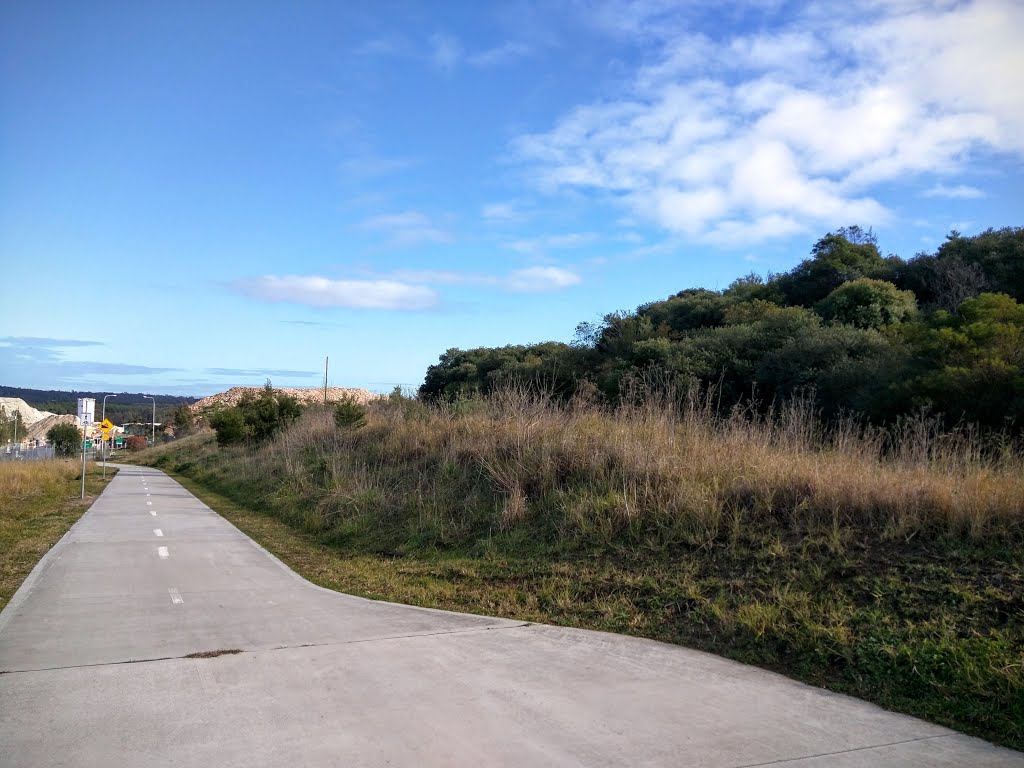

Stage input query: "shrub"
[
  {"left": 817, "top": 278, "right": 917, "bottom": 329},
  {"left": 208, "top": 382, "right": 305, "bottom": 446},
  {"left": 125, "top": 435, "right": 148, "bottom": 452},
  {"left": 334, "top": 399, "right": 367, "bottom": 429},
  {"left": 237, "top": 382, "right": 304, "bottom": 441},
  {"left": 172, "top": 405, "right": 195, "bottom": 437},
  {"left": 209, "top": 408, "right": 248, "bottom": 446},
  {"left": 46, "top": 423, "right": 82, "bottom": 457}
]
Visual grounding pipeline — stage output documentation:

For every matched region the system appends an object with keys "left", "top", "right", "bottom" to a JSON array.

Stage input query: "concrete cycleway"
[{"left": 1, "top": 466, "right": 1020, "bottom": 767}]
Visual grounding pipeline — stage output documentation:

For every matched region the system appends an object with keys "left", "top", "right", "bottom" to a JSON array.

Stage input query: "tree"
[
  {"left": 334, "top": 399, "right": 367, "bottom": 429},
  {"left": 816, "top": 279, "right": 917, "bottom": 329},
  {"left": 209, "top": 408, "right": 247, "bottom": 445},
  {"left": 125, "top": 435, "right": 148, "bottom": 451},
  {"left": 638, "top": 289, "right": 729, "bottom": 333},
  {"left": 46, "top": 423, "right": 82, "bottom": 457},
  {"left": 171, "top": 405, "right": 195, "bottom": 437},
  {"left": 209, "top": 382, "right": 305, "bottom": 445},
  {"left": 0, "top": 407, "right": 25, "bottom": 443},
  {"left": 776, "top": 228, "right": 889, "bottom": 307},
  {"left": 902, "top": 293, "right": 1024, "bottom": 428},
  {"left": 898, "top": 228, "right": 1024, "bottom": 309},
  {"left": 420, "top": 343, "right": 586, "bottom": 400},
  {"left": 237, "top": 381, "right": 303, "bottom": 441}
]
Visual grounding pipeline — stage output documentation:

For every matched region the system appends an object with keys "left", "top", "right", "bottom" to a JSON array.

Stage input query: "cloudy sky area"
[{"left": 1, "top": 0, "right": 1021, "bottom": 395}]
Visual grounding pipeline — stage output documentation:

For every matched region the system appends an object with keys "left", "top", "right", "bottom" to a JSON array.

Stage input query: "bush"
[
  {"left": 172, "top": 405, "right": 195, "bottom": 437},
  {"left": 334, "top": 399, "right": 367, "bottom": 429},
  {"left": 209, "top": 382, "right": 305, "bottom": 446},
  {"left": 125, "top": 435, "right": 148, "bottom": 452},
  {"left": 817, "top": 278, "right": 917, "bottom": 329},
  {"left": 46, "top": 423, "right": 82, "bottom": 457},
  {"left": 209, "top": 408, "right": 248, "bottom": 446}
]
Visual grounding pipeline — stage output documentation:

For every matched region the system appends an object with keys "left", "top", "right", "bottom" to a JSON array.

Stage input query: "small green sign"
[
  {"left": 84, "top": 440, "right": 93, "bottom": 449},
  {"left": 115, "top": 438, "right": 124, "bottom": 447}
]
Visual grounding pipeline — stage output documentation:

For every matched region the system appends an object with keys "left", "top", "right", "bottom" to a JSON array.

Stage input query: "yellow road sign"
[{"left": 99, "top": 419, "right": 114, "bottom": 430}]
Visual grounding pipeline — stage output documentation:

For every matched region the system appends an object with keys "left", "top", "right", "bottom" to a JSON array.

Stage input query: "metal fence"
[{"left": 1, "top": 444, "right": 57, "bottom": 461}]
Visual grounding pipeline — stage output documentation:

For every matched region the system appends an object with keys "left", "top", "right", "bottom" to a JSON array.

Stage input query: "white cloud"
[
  {"left": 360, "top": 211, "right": 452, "bottom": 246},
  {"left": 507, "top": 232, "right": 596, "bottom": 254},
  {"left": 338, "top": 154, "right": 420, "bottom": 179},
  {"left": 378, "top": 266, "right": 584, "bottom": 293},
  {"left": 506, "top": 266, "right": 582, "bottom": 292},
  {"left": 481, "top": 202, "right": 525, "bottom": 223},
  {"left": 430, "top": 33, "right": 462, "bottom": 73},
  {"left": 391, "top": 270, "right": 499, "bottom": 287},
  {"left": 234, "top": 276, "right": 439, "bottom": 311},
  {"left": 922, "top": 184, "right": 985, "bottom": 199},
  {"left": 515, "top": 0, "right": 1024, "bottom": 246},
  {"left": 469, "top": 41, "right": 533, "bottom": 67}
]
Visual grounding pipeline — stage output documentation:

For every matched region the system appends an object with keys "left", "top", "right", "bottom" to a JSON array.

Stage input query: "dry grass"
[
  {"left": 254, "top": 386, "right": 1023, "bottom": 546},
  {"left": 0, "top": 460, "right": 113, "bottom": 610},
  {"left": 137, "top": 388, "right": 1024, "bottom": 748}
]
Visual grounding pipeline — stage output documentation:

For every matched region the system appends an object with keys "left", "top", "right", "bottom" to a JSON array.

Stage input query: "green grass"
[
  {"left": 134, "top": 393, "right": 1024, "bottom": 751},
  {"left": 0, "top": 460, "right": 115, "bottom": 610}
]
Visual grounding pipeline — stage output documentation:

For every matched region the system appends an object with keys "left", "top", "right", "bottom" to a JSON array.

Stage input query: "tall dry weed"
[
  {"left": 0, "top": 460, "right": 81, "bottom": 502},
  {"left": 240, "top": 384, "right": 1023, "bottom": 545}
]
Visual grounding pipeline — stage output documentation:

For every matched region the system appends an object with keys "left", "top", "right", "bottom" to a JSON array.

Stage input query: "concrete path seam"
[
  {"left": 727, "top": 733, "right": 958, "bottom": 767},
  {"left": 0, "top": 620, "right": 535, "bottom": 675}
]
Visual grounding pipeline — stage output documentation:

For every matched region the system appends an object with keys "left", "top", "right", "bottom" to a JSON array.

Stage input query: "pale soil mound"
[
  {"left": 190, "top": 386, "right": 381, "bottom": 413},
  {"left": 0, "top": 397, "right": 55, "bottom": 427},
  {"left": 24, "top": 414, "right": 79, "bottom": 443}
]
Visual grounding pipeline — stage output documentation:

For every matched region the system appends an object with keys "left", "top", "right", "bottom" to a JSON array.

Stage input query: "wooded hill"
[
  {"left": 421, "top": 227, "right": 1024, "bottom": 432},
  {"left": 0, "top": 387, "right": 197, "bottom": 424}
]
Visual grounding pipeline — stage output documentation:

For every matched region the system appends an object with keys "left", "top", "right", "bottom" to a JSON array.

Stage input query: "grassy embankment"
[
  {"left": 0, "top": 460, "right": 114, "bottom": 610},
  {"left": 138, "top": 390, "right": 1023, "bottom": 750}
]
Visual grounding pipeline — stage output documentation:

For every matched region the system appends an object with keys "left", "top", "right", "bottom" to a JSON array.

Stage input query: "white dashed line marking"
[
  {"left": 168, "top": 588, "right": 183, "bottom": 604},
  {"left": 154, "top": 529, "right": 163, "bottom": 537},
  {"left": 146, "top": 501, "right": 152, "bottom": 506},
  {"left": 158, "top": 546, "right": 169, "bottom": 559},
  {"left": 150, "top": 510, "right": 157, "bottom": 516}
]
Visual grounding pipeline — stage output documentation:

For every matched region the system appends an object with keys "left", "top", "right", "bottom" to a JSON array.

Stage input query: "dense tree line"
[
  {"left": 0, "top": 386, "right": 197, "bottom": 407},
  {"left": 420, "top": 227, "right": 1024, "bottom": 431},
  {"left": 0, "top": 387, "right": 197, "bottom": 426}
]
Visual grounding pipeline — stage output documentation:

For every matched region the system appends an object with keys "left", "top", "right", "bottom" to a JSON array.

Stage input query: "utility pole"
[
  {"left": 102, "top": 394, "right": 116, "bottom": 478},
  {"left": 324, "top": 356, "right": 329, "bottom": 406},
  {"left": 80, "top": 422, "right": 87, "bottom": 499},
  {"left": 143, "top": 396, "right": 155, "bottom": 445}
]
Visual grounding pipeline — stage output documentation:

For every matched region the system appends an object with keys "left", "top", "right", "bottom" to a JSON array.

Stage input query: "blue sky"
[{"left": 2, "top": 0, "right": 1021, "bottom": 396}]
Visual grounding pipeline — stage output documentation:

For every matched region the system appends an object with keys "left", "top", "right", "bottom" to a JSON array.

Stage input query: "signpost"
[
  {"left": 78, "top": 398, "right": 95, "bottom": 500},
  {"left": 98, "top": 418, "right": 114, "bottom": 479}
]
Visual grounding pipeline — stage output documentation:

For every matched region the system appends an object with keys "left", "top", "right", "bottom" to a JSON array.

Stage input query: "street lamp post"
[
  {"left": 143, "top": 395, "right": 155, "bottom": 445},
  {"left": 102, "top": 394, "right": 116, "bottom": 478}
]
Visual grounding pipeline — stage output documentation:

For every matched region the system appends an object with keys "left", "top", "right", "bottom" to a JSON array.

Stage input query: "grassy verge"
[
  {"left": 0, "top": 460, "right": 115, "bottom": 610},
  {"left": 136, "top": 392, "right": 1023, "bottom": 750}
]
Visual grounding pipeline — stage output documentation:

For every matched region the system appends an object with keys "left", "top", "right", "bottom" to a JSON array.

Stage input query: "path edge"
[{"left": 0, "top": 472, "right": 117, "bottom": 635}]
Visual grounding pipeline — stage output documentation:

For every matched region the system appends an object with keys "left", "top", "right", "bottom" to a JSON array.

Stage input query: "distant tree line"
[
  {"left": 0, "top": 387, "right": 197, "bottom": 408},
  {"left": 0, "top": 388, "right": 196, "bottom": 426},
  {"left": 420, "top": 227, "right": 1024, "bottom": 432}
]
